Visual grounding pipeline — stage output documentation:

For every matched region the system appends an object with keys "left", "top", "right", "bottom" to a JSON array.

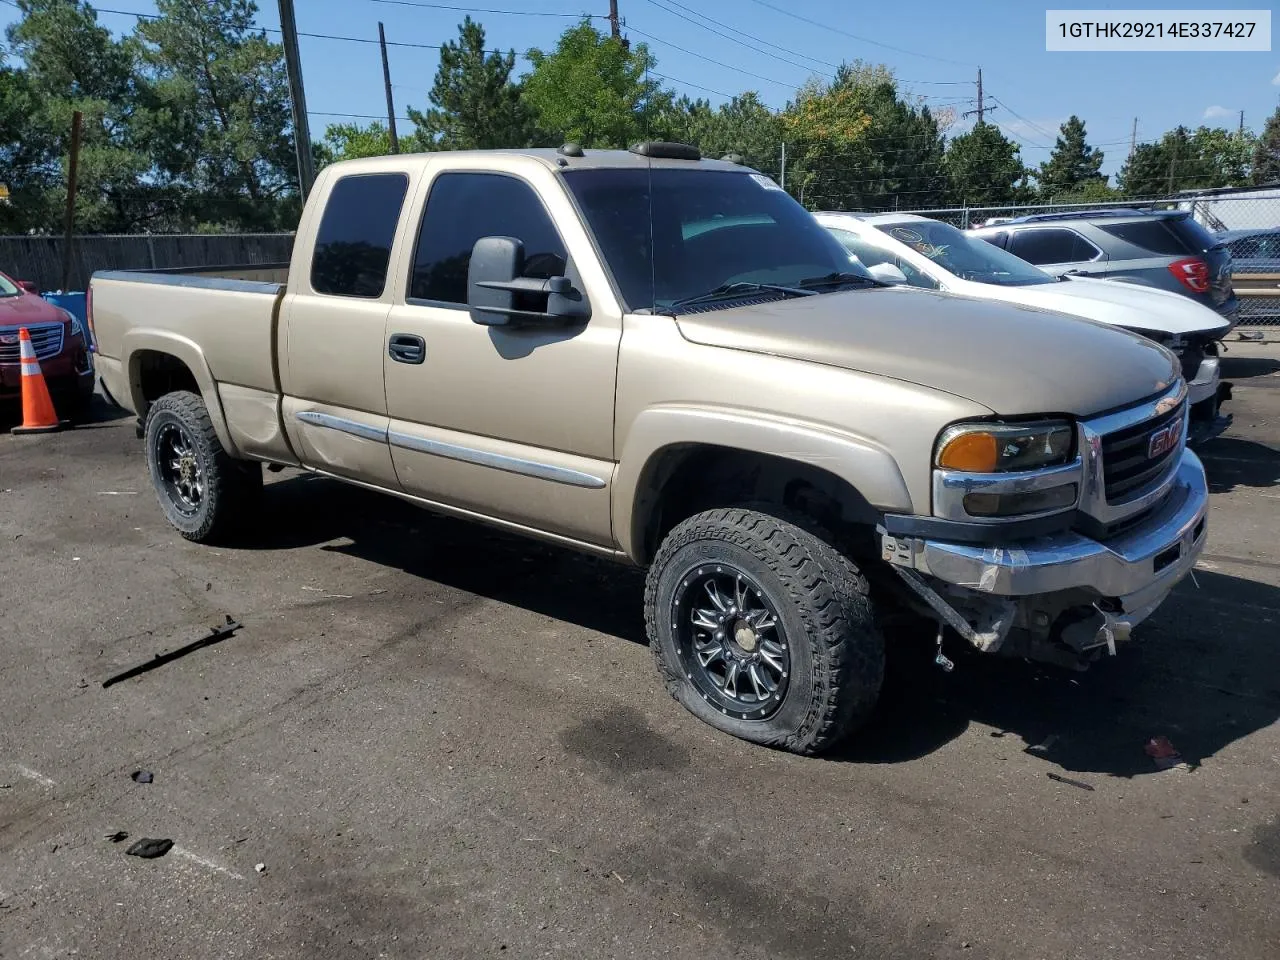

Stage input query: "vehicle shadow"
[
  {"left": 1220, "top": 354, "right": 1279, "bottom": 379},
  {"left": 244, "top": 473, "right": 648, "bottom": 645},
  {"left": 835, "top": 568, "right": 1280, "bottom": 777},
  {"left": 0, "top": 390, "right": 131, "bottom": 431},
  {"left": 245, "top": 474, "right": 1280, "bottom": 778},
  {"left": 1197, "top": 435, "right": 1280, "bottom": 492}
]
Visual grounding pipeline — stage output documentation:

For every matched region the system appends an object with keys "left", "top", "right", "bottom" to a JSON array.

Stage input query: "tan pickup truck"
[{"left": 89, "top": 143, "right": 1209, "bottom": 754}]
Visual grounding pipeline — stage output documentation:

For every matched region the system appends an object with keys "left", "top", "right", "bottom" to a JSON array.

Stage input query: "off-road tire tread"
[
  {"left": 645, "top": 506, "right": 883, "bottom": 755},
  {"left": 145, "top": 390, "right": 260, "bottom": 543}
]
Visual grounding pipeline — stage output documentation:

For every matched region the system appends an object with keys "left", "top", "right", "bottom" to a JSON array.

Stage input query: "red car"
[{"left": 0, "top": 271, "right": 95, "bottom": 421}]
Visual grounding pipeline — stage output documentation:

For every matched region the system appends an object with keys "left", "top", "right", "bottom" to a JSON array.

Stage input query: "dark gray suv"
[{"left": 971, "top": 210, "right": 1238, "bottom": 323}]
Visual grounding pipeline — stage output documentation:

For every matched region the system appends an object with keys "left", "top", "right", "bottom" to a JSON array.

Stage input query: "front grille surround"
[
  {"left": 0, "top": 322, "right": 64, "bottom": 363},
  {"left": 1078, "top": 380, "right": 1189, "bottom": 529}
]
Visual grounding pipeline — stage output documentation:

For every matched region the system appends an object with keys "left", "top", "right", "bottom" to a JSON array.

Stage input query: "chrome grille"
[
  {"left": 0, "top": 323, "right": 64, "bottom": 363},
  {"left": 1100, "top": 399, "right": 1185, "bottom": 504}
]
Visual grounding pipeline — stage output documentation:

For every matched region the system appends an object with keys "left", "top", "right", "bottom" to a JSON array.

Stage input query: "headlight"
[
  {"left": 935, "top": 420, "right": 1075, "bottom": 473},
  {"left": 61, "top": 308, "right": 84, "bottom": 337}
]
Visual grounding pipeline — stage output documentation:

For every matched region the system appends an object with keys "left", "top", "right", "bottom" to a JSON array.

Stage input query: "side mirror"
[
  {"left": 467, "top": 236, "right": 589, "bottom": 327},
  {"left": 17, "top": 279, "right": 38, "bottom": 295},
  {"left": 866, "top": 262, "right": 908, "bottom": 285}
]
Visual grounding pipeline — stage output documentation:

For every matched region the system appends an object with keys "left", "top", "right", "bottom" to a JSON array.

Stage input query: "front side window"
[
  {"left": 875, "top": 220, "right": 1053, "bottom": 287},
  {"left": 310, "top": 173, "right": 409, "bottom": 298},
  {"left": 0, "top": 273, "right": 19, "bottom": 297},
  {"left": 563, "top": 168, "right": 858, "bottom": 311},
  {"left": 410, "top": 172, "right": 568, "bottom": 305},
  {"left": 1008, "top": 228, "right": 1098, "bottom": 265}
]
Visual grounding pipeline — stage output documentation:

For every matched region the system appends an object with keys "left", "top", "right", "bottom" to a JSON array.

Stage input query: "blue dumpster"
[{"left": 42, "top": 292, "right": 92, "bottom": 351}]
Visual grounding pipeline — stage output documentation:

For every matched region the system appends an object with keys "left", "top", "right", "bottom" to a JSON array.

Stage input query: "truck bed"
[{"left": 90, "top": 263, "right": 292, "bottom": 462}]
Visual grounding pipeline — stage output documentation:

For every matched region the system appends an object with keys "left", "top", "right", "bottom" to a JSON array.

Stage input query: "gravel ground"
[{"left": 1, "top": 343, "right": 1277, "bottom": 960}]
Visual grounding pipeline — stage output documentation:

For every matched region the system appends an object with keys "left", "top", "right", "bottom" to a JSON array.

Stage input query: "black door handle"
[{"left": 388, "top": 333, "right": 425, "bottom": 364}]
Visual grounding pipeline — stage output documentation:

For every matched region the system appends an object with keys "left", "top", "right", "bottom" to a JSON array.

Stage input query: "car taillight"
[
  {"left": 1168, "top": 257, "right": 1210, "bottom": 294},
  {"left": 85, "top": 285, "right": 96, "bottom": 351}
]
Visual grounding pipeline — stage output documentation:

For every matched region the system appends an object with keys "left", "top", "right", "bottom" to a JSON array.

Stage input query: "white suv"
[{"left": 816, "top": 212, "right": 1232, "bottom": 444}]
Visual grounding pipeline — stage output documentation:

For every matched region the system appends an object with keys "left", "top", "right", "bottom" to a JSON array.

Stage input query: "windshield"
[
  {"left": 0, "top": 273, "right": 19, "bottom": 297},
  {"left": 562, "top": 168, "right": 867, "bottom": 312},
  {"left": 874, "top": 220, "right": 1055, "bottom": 286}
]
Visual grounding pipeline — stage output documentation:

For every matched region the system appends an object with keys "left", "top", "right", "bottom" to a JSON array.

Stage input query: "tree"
[
  {"left": 135, "top": 0, "right": 296, "bottom": 229},
  {"left": 316, "top": 121, "right": 394, "bottom": 167},
  {"left": 781, "top": 62, "right": 946, "bottom": 210},
  {"left": 408, "top": 17, "right": 531, "bottom": 150},
  {"left": 1037, "top": 115, "right": 1105, "bottom": 198},
  {"left": 5, "top": 0, "right": 153, "bottom": 232},
  {"left": 1253, "top": 106, "right": 1280, "bottom": 185},
  {"left": 522, "top": 20, "right": 671, "bottom": 148},
  {"left": 666, "top": 91, "right": 782, "bottom": 175},
  {"left": 943, "top": 121, "right": 1024, "bottom": 206},
  {"left": 1117, "top": 124, "right": 1253, "bottom": 196}
]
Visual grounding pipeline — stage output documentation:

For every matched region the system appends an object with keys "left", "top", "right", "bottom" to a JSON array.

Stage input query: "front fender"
[
  {"left": 122, "top": 328, "right": 238, "bottom": 457},
  {"left": 613, "top": 404, "right": 914, "bottom": 561}
]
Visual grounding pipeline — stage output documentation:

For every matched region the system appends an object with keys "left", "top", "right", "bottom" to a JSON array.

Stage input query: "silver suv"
[{"left": 970, "top": 210, "right": 1238, "bottom": 324}]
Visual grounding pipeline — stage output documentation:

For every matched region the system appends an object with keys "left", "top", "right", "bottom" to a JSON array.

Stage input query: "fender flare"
[
  {"left": 122, "top": 328, "right": 238, "bottom": 456},
  {"left": 613, "top": 404, "right": 914, "bottom": 561}
]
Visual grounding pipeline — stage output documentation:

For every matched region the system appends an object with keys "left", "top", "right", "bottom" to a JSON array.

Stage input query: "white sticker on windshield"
[{"left": 750, "top": 173, "right": 784, "bottom": 191}]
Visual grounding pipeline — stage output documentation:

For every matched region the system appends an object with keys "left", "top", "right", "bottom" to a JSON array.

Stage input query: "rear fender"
[{"left": 122, "top": 328, "right": 238, "bottom": 456}]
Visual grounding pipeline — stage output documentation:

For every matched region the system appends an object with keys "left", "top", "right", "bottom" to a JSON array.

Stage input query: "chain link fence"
[{"left": 894, "top": 189, "right": 1280, "bottom": 326}]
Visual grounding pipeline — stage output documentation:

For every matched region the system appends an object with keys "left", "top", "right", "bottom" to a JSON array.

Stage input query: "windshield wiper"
[
  {"left": 797, "top": 271, "right": 890, "bottom": 290},
  {"left": 670, "top": 281, "right": 817, "bottom": 309}
]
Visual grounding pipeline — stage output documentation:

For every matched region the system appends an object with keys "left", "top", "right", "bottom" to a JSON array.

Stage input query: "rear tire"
[
  {"left": 645, "top": 507, "right": 884, "bottom": 755},
  {"left": 144, "top": 390, "right": 261, "bottom": 543}
]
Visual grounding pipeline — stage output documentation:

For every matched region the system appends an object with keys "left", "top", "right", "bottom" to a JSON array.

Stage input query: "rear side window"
[
  {"left": 1009, "top": 228, "right": 1098, "bottom": 264},
  {"left": 1096, "top": 218, "right": 1193, "bottom": 255},
  {"left": 1164, "top": 216, "right": 1219, "bottom": 253},
  {"left": 310, "top": 173, "right": 409, "bottom": 298},
  {"left": 409, "top": 172, "right": 567, "bottom": 305}
]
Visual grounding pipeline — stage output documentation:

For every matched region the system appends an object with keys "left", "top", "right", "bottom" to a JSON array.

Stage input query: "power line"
[
  {"left": 626, "top": 24, "right": 798, "bottom": 89},
  {"left": 642, "top": 0, "right": 835, "bottom": 75},
  {"left": 740, "top": 0, "right": 975, "bottom": 67},
  {"left": 367, "top": 0, "right": 602, "bottom": 16}
]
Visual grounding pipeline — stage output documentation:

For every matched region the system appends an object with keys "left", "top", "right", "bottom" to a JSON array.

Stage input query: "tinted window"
[
  {"left": 563, "top": 169, "right": 855, "bottom": 310},
  {"left": 311, "top": 173, "right": 409, "bottom": 298},
  {"left": 410, "top": 173, "right": 567, "bottom": 304},
  {"left": 1096, "top": 219, "right": 1191, "bottom": 255},
  {"left": 1009, "top": 228, "right": 1097, "bottom": 264},
  {"left": 1164, "top": 215, "right": 1220, "bottom": 253}
]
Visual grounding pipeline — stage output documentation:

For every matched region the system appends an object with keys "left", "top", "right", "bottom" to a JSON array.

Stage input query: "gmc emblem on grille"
[
  {"left": 0, "top": 335, "right": 16, "bottom": 345},
  {"left": 1148, "top": 419, "right": 1183, "bottom": 459}
]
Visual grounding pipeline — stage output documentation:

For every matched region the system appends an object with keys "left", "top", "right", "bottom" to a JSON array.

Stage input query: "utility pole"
[
  {"left": 1167, "top": 137, "right": 1178, "bottom": 195},
  {"left": 379, "top": 22, "right": 400, "bottom": 154},
  {"left": 962, "top": 68, "right": 995, "bottom": 125},
  {"left": 278, "top": 0, "right": 315, "bottom": 199},
  {"left": 608, "top": 0, "right": 620, "bottom": 38},
  {"left": 780, "top": 142, "right": 786, "bottom": 190},
  {"left": 61, "top": 110, "right": 82, "bottom": 291},
  {"left": 1129, "top": 117, "right": 1137, "bottom": 161},
  {"left": 1238, "top": 110, "right": 1245, "bottom": 136}
]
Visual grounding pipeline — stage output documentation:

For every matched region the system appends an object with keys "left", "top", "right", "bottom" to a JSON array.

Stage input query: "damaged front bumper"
[{"left": 881, "top": 450, "right": 1209, "bottom": 665}]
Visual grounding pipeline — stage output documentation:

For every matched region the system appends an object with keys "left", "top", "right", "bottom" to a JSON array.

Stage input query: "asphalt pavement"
[{"left": 1, "top": 344, "right": 1278, "bottom": 960}]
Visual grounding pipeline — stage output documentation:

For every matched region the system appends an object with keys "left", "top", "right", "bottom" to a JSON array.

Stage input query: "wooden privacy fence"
[{"left": 0, "top": 233, "right": 295, "bottom": 292}]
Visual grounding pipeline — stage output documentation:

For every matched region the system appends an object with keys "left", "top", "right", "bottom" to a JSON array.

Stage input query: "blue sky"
[{"left": 4, "top": 0, "right": 1279, "bottom": 179}]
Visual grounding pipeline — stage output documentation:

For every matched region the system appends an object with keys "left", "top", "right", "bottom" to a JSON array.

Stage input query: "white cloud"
[
  {"left": 1203, "top": 105, "right": 1235, "bottom": 120},
  {"left": 1272, "top": 68, "right": 1280, "bottom": 85}
]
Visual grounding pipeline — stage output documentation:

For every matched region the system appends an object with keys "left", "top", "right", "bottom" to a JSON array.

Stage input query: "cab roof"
[{"left": 325, "top": 146, "right": 756, "bottom": 176}]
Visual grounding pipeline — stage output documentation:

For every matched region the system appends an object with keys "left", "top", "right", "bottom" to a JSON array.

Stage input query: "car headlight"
[
  {"left": 935, "top": 420, "right": 1075, "bottom": 473},
  {"left": 61, "top": 308, "right": 84, "bottom": 337}
]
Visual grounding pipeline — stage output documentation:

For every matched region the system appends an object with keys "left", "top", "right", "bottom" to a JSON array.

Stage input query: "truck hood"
[
  {"left": 993, "top": 276, "right": 1232, "bottom": 337},
  {"left": 673, "top": 287, "right": 1180, "bottom": 417}
]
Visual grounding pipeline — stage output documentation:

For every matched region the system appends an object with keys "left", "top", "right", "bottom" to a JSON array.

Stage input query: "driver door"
[{"left": 382, "top": 165, "right": 620, "bottom": 547}]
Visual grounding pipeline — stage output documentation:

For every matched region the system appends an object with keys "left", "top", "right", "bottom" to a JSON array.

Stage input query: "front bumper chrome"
[
  {"left": 883, "top": 449, "right": 1208, "bottom": 600},
  {"left": 1188, "top": 356, "right": 1221, "bottom": 406}
]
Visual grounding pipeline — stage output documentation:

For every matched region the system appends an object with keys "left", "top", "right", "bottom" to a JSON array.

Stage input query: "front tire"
[
  {"left": 144, "top": 391, "right": 261, "bottom": 543},
  {"left": 645, "top": 507, "right": 884, "bottom": 755}
]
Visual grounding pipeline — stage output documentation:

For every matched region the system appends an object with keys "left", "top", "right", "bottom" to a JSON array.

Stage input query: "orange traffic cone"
[{"left": 11, "top": 327, "right": 66, "bottom": 434}]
